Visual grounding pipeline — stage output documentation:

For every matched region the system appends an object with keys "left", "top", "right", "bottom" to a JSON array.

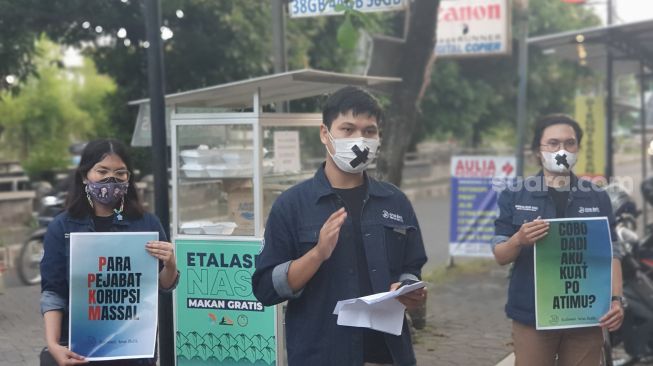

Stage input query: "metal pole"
[
  {"left": 272, "top": 0, "right": 287, "bottom": 74},
  {"left": 605, "top": 0, "right": 614, "bottom": 178},
  {"left": 515, "top": 0, "right": 529, "bottom": 177},
  {"left": 272, "top": 0, "right": 289, "bottom": 112},
  {"left": 143, "top": 1, "right": 173, "bottom": 365},
  {"left": 640, "top": 62, "right": 648, "bottom": 229}
]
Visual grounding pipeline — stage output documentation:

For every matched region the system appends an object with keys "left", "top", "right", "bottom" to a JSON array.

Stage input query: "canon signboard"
[{"left": 436, "top": 0, "right": 511, "bottom": 58}]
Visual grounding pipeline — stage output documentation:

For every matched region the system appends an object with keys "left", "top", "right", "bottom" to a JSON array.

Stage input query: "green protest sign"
[
  {"left": 534, "top": 217, "right": 612, "bottom": 330},
  {"left": 175, "top": 238, "right": 276, "bottom": 365}
]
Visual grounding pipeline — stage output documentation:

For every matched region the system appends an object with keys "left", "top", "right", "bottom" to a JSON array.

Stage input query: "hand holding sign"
[
  {"left": 47, "top": 343, "right": 88, "bottom": 366},
  {"left": 145, "top": 241, "right": 175, "bottom": 267},
  {"left": 517, "top": 216, "right": 549, "bottom": 246},
  {"left": 599, "top": 299, "right": 624, "bottom": 331}
]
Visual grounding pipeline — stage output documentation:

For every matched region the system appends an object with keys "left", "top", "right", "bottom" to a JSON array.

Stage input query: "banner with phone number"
[{"left": 289, "top": 0, "right": 405, "bottom": 18}]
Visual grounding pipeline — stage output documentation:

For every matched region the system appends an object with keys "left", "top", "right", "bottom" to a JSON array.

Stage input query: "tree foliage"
[
  {"left": 0, "top": 38, "right": 115, "bottom": 178},
  {"left": 418, "top": 0, "right": 601, "bottom": 148}
]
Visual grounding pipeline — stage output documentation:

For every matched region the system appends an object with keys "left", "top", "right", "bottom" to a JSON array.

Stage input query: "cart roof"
[
  {"left": 528, "top": 19, "right": 653, "bottom": 77},
  {"left": 128, "top": 69, "right": 401, "bottom": 108}
]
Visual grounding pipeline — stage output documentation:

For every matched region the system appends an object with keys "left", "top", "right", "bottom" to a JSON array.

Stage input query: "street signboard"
[
  {"left": 449, "top": 155, "right": 516, "bottom": 257},
  {"left": 436, "top": 0, "right": 511, "bottom": 58},
  {"left": 574, "top": 95, "right": 606, "bottom": 178},
  {"left": 289, "top": 0, "right": 406, "bottom": 18}
]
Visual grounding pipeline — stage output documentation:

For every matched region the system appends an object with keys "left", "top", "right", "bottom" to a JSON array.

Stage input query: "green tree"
[
  {"left": 0, "top": 38, "right": 116, "bottom": 178},
  {"left": 418, "top": 0, "right": 601, "bottom": 148}
]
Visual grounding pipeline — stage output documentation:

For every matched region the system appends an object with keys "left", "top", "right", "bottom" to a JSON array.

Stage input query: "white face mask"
[
  {"left": 541, "top": 149, "right": 577, "bottom": 173},
  {"left": 327, "top": 130, "right": 380, "bottom": 174}
]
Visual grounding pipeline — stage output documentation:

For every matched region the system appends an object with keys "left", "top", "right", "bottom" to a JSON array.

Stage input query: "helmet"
[{"left": 605, "top": 183, "right": 637, "bottom": 218}]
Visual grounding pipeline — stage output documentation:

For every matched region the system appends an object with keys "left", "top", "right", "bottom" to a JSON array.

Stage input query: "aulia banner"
[
  {"left": 534, "top": 217, "right": 612, "bottom": 330},
  {"left": 574, "top": 95, "right": 606, "bottom": 177},
  {"left": 69, "top": 232, "right": 159, "bottom": 361},
  {"left": 175, "top": 238, "right": 276, "bottom": 366}
]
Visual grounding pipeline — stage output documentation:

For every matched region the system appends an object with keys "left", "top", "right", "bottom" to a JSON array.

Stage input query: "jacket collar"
[
  {"left": 528, "top": 170, "right": 592, "bottom": 198},
  {"left": 66, "top": 212, "right": 131, "bottom": 227},
  {"left": 312, "top": 163, "right": 393, "bottom": 203}
]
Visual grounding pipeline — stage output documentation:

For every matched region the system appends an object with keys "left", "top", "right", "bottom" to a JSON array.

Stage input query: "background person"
[
  {"left": 252, "top": 86, "right": 428, "bottom": 366},
  {"left": 492, "top": 114, "right": 623, "bottom": 366},
  {"left": 40, "top": 139, "right": 179, "bottom": 366}
]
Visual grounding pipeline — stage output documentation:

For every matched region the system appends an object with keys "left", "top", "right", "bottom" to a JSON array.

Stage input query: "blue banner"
[
  {"left": 69, "top": 232, "right": 159, "bottom": 361},
  {"left": 449, "top": 156, "right": 515, "bottom": 257}
]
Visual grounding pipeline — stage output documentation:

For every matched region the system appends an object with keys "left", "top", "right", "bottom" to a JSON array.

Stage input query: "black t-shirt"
[
  {"left": 547, "top": 185, "right": 570, "bottom": 218},
  {"left": 93, "top": 214, "right": 114, "bottom": 232},
  {"left": 333, "top": 185, "right": 393, "bottom": 364}
]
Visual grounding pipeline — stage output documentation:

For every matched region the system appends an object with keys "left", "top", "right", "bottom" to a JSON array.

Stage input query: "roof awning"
[
  {"left": 128, "top": 69, "right": 401, "bottom": 108},
  {"left": 128, "top": 69, "right": 401, "bottom": 146},
  {"left": 528, "top": 19, "right": 653, "bottom": 77}
]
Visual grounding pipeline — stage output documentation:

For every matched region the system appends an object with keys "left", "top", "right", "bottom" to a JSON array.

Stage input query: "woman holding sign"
[
  {"left": 492, "top": 115, "right": 623, "bottom": 366},
  {"left": 40, "top": 139, "right": 179, "bottom": 365}
]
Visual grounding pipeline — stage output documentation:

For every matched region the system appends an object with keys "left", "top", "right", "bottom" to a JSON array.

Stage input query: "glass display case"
[{"left": 171, "top": 112, "right": 323, "bottom": 238}]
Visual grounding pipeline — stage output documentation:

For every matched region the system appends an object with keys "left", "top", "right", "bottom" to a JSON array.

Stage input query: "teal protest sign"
[
  {"left": 175, "top": 238, "right": 276, "bottom": 365},
  {"left": 534, "top": 217, "right": 612, "bottom": 330},
  {"left": 69, "top": 232, "right": 159, "bottom": 361}
]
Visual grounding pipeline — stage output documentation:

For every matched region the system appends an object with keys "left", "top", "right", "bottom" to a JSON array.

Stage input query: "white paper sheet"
[{"left": 332, "top": 281, "right": 425, "bottom": 336}]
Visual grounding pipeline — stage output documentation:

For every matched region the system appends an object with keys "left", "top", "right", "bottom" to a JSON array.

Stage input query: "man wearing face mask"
[
  {"left": 252, "top": 86, "right": 427, "bottom": 366},
  {"left": 492, "top": 114, "right": 623, "bottom": 365}
]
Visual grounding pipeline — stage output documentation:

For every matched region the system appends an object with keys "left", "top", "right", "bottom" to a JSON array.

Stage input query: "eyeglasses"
[
  {"left": 92, "top": 168, "right": 131, "bottom": 183},
  {"left": 540, "top": 139, "right": 578, "bottom": 152}
]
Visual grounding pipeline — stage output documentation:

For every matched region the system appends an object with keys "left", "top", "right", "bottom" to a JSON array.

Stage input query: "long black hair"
[{"left": 66, "top": 139, "right": 145, "bottom": 219}]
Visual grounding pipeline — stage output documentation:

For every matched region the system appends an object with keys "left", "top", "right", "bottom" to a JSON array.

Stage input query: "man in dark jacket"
[{"left": 252, "top": 86, "right": 428, "bottom": 366}]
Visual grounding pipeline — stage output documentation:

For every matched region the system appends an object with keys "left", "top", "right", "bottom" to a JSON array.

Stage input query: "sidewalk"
[
  {"left": 413, "top": 260, "right": 513, "bottom": 366},
  {"left": 0, "top": 262, "right": 513, "bottom": 366},
  {"left": 0, "top": 271, "right": 43, "bottom": 366}
]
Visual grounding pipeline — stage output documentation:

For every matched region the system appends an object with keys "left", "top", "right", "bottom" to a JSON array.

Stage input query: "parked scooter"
[
  {"left": 606, "top": 180, "right": 653, "bottom": 365},
  {"left": 17, "top": 191, "right": 66, "bottom": 286}
]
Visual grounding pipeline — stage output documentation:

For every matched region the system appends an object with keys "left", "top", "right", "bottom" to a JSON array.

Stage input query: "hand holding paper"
[
  {"left": 333, "top": 281, "right": 426, "bottom": 335},
  {"left": 391, "top": 279, "right": 428, "bottom": 310}
]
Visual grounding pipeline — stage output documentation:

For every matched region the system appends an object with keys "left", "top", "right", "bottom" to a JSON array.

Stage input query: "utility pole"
[
  {"left": 640, "top": 62, "right": 648, "bottom": 228},
  {"left": 515, "top": 0, "right": 529, "bottom": 178},
  {"left": 272, "top": 0, "right": 289, "bottom": 112},
  {"left": 605, "top": 0, "right": 614, "bottom": 178},
  {"left": 143, "top": 0, "right": 173, "bottom": 365}
]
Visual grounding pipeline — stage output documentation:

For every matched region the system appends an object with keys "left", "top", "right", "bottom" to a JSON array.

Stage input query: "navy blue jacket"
[
  {"left": 40, "top": 211, "right": 168, "bottom": 348},
  {"left": 493, "top": 172, "right": 617, "bottom": 326},
  {"left": 252, "top": 165, "right": 427, "bottom": 366}
]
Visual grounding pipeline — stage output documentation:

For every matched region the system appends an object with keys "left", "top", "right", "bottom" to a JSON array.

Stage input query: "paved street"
[
  {"left": 0, "top": 156, "right": 646, "bottom": 365},
  {"left": 0, "top": 270, "right": 43, "bottom": 366}
]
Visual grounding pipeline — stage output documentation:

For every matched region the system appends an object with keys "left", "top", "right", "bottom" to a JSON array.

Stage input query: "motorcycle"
[
  {"left": 17, "top": 192, "right": 65, "bottom": 286},
  {"left": 606, "top": 179, "right": 653, "bottom": 366}
]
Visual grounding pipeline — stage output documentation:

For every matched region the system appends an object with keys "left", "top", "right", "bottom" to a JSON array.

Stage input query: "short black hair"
[
  {"left": 322, "top": 86, "right": 383, "bottom": 129},
  {"left": 530, "top": 114, "right": 583, "bottom": 153},
  {"left": 67, "top": 139, "right": 145, "bottom": 219}
]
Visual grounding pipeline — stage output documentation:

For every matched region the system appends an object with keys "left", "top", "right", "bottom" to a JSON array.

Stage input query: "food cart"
[{"left": 129, "top": 69, "right": 399, "bottom": 365}]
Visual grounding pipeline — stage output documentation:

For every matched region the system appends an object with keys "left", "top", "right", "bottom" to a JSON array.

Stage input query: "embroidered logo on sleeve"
[
  {"left": 382, "top": 210, "right": 404, "bottom": 223},
  {"left": 515, "top": 205, "right": 538, "bottom": 212},
  {"left": 579, "top": 207, "right": 600, "bottom": 214}
]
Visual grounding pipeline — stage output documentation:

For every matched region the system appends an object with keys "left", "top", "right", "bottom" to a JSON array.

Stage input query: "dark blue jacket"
[
  {"left": 252, "top": 165, "right": 427, "bottom": 366},
  {"left": 493, "top": 172, "right": 617, "bottom": 326},
  {"left": 40, "top": 211, "right": 168, "bottom": 345}
]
